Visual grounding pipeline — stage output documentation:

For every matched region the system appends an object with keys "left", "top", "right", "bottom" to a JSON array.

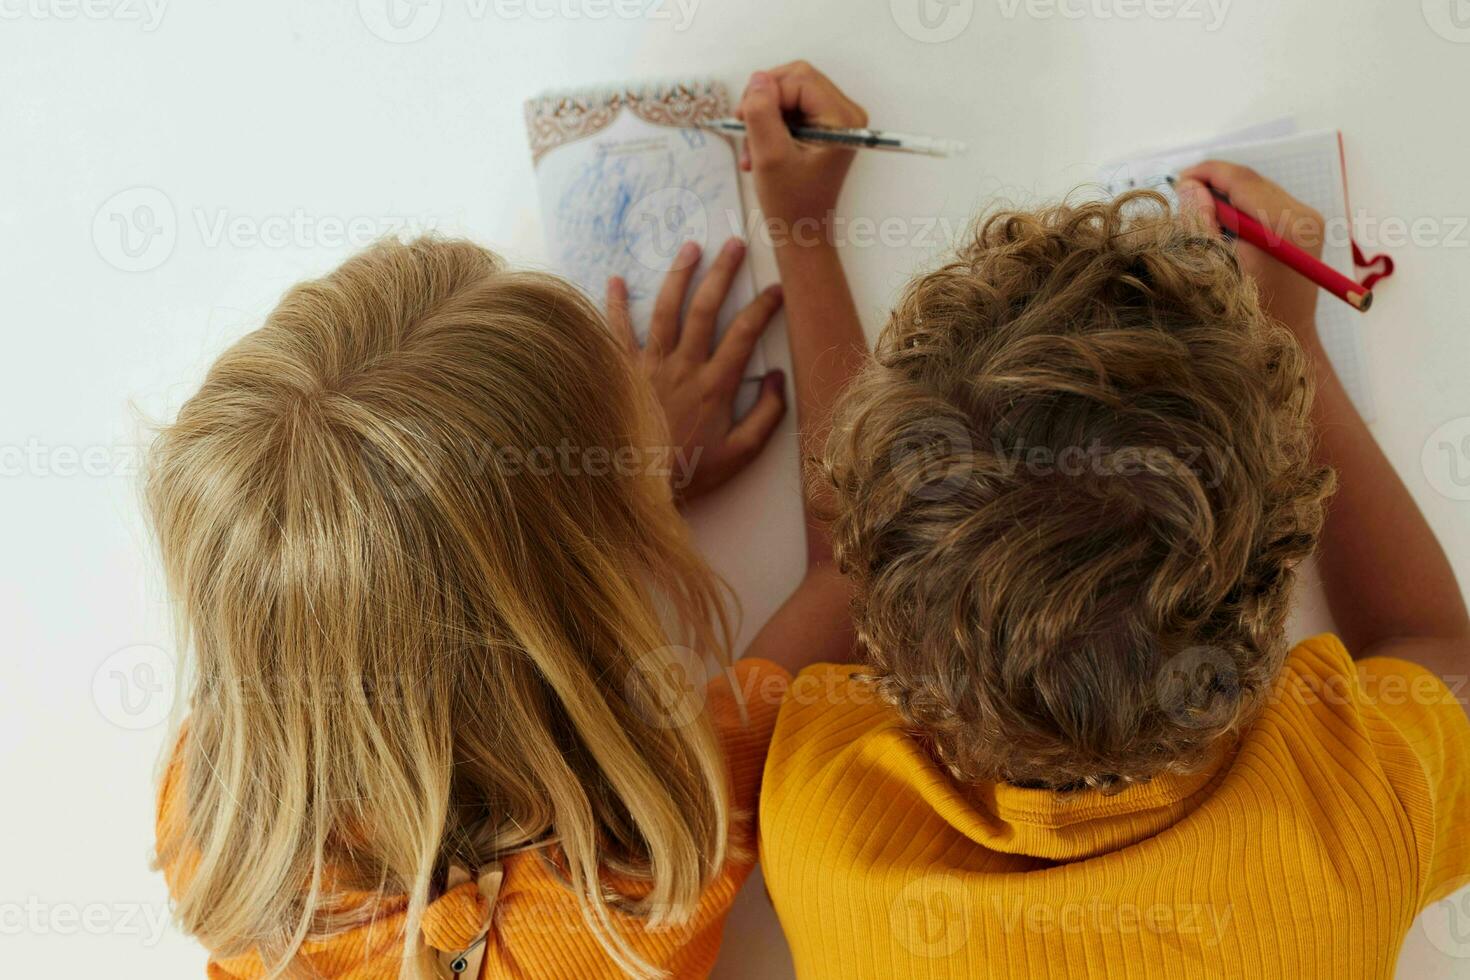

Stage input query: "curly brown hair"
[{"left": 825, "top": 191, "right": 1336, "bottom": 792}]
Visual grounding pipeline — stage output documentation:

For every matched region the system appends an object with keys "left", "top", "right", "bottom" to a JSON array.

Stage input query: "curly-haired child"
[{"left": 738, "top": 63, "right": 1470, "bottom": 979}]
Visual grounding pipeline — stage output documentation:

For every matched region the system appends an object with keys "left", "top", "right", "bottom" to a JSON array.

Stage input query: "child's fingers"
[
  {"left": 1179, "top": 160, "right": 1303, "bottom": 218},
  {"left": 1173, "top": 178, "right": 1221, "bottom": 237},
  {"left": 1180, "top": 159, "right": 1323, "bottom": 251},
  {"left": 710, "top": 283, "right": 783, "bottom": 385},
  {"left": 1179, "top": 159, "right": 1264, "bottom": 200},
  {"left": 767, "top": 60, "right": 867, "bottom": 128},
  {"left": 650, "top": 241, "right": 701, "bottom": 353},
  {"left": 605, "top": 276, "right": 638, "bottom": 354},
  {"left": 739, "top": 72, "right": 793, "bottom": 171},
  {"left": 723, "top": 370, "right": 786, "bottom": 463},
  {"left": 681, "top": 237, "right": 746, "bottom": 357}
]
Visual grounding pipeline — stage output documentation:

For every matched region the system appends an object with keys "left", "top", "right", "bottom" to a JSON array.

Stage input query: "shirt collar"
[{"left": 876, "top": 728, "right": 1234, "bottom": 861}]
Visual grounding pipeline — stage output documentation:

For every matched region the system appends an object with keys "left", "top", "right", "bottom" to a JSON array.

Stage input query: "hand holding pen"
[{"left": 1173, "top": 162, "right": 1373, "bottom": 316}]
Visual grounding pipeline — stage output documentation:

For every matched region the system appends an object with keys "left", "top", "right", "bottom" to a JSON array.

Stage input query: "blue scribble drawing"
[
  {"left": 539, "top": 121, "right": 763, "bottom": 414},
  {"left": 552, "top": 144, "right": 729, "bottom": 328}
]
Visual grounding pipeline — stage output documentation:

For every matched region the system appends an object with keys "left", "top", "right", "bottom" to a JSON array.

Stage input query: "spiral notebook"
[
  {"left": 525, "top": 79, "right": 764, "bottom": 412},
  {"left": 1102, "top": 122, "right": 1389, "bottom": 419}
]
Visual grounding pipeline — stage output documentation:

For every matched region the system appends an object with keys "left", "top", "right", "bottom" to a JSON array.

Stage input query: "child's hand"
[
  {"left": 1176, "top": 161, "right": 1324, "bottom": 336},
  {"left": 736, "top": 62, "right": 867, "bottom": 231},
  {"left": 607, "top": 237, "right": 786, "bottom": 502}
]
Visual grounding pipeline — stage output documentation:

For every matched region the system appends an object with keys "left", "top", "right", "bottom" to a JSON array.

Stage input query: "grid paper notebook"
[
  {"left": 1103, "top": 124, "right": 1376, "bottom": 419},
  {"left": 525, "top": 80, "right": 764, "bottom": 414}
]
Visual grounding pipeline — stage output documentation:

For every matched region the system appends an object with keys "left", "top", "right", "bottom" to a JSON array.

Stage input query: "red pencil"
[{"left": 1171, "top": 177, "right": 1373, "bottom": 313}]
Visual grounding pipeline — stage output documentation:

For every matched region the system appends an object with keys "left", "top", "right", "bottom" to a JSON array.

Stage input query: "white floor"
[{"left": 3, "top": 0, "right": 1468, "bottom": 975}]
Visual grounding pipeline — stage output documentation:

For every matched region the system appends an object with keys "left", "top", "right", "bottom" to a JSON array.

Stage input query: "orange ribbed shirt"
[
  {"left": 759, "top": 635, "right": 1470, "bottom": 978},
  {"left": 157, "top": 659, "right": 790, "bottom": 979}
]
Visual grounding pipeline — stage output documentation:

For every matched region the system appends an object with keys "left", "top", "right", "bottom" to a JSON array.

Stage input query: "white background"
[{"left": 3, "top": 0, "right": 1469, "bottom": 976}]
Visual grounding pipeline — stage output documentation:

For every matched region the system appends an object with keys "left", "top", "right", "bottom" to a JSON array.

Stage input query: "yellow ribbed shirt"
[{"left": 759, "top": 635, "right": 1470, "bottom": 979}]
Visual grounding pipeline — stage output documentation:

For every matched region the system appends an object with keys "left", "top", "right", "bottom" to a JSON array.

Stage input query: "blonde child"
[{"left": 149, "top": 200, "right": 866, "bottom": 975}]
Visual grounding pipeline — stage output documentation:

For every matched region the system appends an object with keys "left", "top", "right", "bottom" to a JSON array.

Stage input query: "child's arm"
[
  {"left": 1180, "top": 163, "right": 1470, "bottom": 702},
  {"left": 737, "top": 63, "right": 872, "bottom": 674}
]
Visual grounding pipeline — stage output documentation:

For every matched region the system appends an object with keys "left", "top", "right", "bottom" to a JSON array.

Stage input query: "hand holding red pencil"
[{"left": 1175, "top": 161, "right": 1356, "bottom": 333}]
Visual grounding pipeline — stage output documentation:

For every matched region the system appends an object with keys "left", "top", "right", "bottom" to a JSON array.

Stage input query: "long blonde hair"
[{"left": 149, "top": 237, "right": 734, "bottom": 977}]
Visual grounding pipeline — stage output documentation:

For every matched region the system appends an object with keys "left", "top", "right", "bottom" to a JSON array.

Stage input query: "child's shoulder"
[
  {"left": 702, "top": 658, "right": 793, "bottom": 810},
  {"left": 763, "top": 662, "right": 902, "bottom": 780},
  {"left": 783, "top": 661, "right": 889, "bottom": 725},
  {"left": 1253, "top": 632, "right": 1468, "bottom": 831},
  {"left": 1273, "top": 632, "right": 1464, "bottom": 736},
  {"left": 1280, "top": 631, "right": 1354, "bottom": 680},
  {"left": 784, "top": 660, "right": 882, "bottom": 712}
]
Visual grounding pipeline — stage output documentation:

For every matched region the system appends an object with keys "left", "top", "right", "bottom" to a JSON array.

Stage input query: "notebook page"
[
  {"left": 527, "top": 85, "right": 764, "bottom": 413},
  {"left": 1102, "top": 128, "right": 1374, "bottom": 419}
]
